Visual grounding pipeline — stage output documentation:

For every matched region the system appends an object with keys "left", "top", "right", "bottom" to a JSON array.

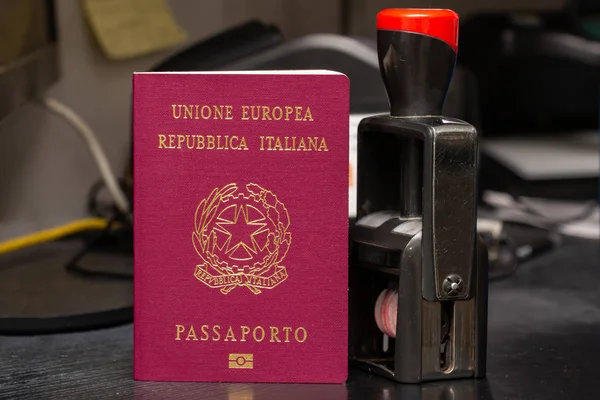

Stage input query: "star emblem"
[{"left": 213, "top": 204, "right": 268, "bottom": 260}]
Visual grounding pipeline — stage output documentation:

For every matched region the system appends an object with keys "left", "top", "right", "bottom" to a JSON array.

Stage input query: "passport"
[{"left": 133, "top": 71, "right": 350, "bottom": 383}]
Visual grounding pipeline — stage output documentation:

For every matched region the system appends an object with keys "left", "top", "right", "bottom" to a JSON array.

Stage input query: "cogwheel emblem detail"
[{"left": 192, "top": 183, "right": 291, "bottom": 294}]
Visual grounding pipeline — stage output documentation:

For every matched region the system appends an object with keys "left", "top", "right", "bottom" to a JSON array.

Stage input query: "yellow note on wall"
[{"left": 82, "top": 0, "right": 188, "bottom": 60}]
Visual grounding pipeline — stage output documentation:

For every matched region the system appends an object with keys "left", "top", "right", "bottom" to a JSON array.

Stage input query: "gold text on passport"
[
  {"left": 171, "top": 104, "right": 314, "bottom": 122},
  {"left": 158, "top": 134, "right": 248, "bottom": 150},
  {"left": 157, "top": 134, "right": 329, "bottom": 152},
  {"left": 175, "top": 324, "right": 308, "bottom": 343},
  {"left": 259, "top": 136, "right": 328, "bottom": 151}
]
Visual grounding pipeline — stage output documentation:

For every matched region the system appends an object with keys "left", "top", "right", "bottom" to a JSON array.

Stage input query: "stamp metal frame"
[{"left": 348, "top": 9, "right": 489, "bottom": 383}]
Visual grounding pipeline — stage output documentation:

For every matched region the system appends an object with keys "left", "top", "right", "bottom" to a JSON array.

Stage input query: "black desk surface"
[{"left": 1, "top": 239, "right": 599, "bottom": 399}]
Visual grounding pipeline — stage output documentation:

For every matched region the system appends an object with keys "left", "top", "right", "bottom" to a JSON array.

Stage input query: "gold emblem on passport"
[
  {"left": 193, "top": 183, "right": 291, "bottom": 294},
  {"left": 228, "top": 353, "right": 254, "bottom": 369}
]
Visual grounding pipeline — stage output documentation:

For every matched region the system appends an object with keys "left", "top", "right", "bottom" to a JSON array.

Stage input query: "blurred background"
[
  {"left": 0, "top": 0, "right": 591, "bottom": 241},
  {"left": 0, "top": 0, "right": 598, "bottom": 331}
]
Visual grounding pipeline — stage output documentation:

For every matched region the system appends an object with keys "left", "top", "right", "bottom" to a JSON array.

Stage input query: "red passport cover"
[{"left": 133, "top": 71, "right": 349, "bottom": 383}]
